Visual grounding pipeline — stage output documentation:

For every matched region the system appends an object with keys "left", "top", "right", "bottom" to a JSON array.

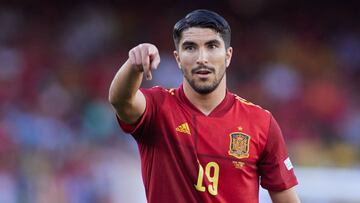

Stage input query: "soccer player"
[{"left": 109, "top": 9, "right": 300, "bottom": 203}]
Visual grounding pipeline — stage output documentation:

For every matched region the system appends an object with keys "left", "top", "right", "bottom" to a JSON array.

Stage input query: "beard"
[{"left": 181, "top": 65, "right": 226, "bottom": 95}]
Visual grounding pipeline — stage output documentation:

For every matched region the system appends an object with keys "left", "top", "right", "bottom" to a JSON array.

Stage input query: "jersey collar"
[{"left": 176, "top": 85, "right": 234, "bottom": 117}]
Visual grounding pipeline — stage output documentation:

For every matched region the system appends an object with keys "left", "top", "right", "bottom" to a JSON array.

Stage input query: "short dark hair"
[{"left": 173, "top": 9, "right": 231, "bottom": 50}]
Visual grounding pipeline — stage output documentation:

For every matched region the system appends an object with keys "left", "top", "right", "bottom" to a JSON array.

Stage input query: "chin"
[{"left": 193, "top": 84, "right": 218, "bottom": 94}]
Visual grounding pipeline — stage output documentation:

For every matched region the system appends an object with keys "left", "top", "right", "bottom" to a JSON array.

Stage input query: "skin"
[
  {"left": 269, "top": 187, "right": 301, "bottom": 203},
  {"left": 108, "top": 27, "right": 301, "bottom": 203},
  {"left": 173, "top": 27, "right": 232, "bottom": 115}
]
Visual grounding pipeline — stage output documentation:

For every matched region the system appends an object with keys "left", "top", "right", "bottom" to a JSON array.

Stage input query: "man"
[{"left": 109, "top": 9, "right": 300, "bottom": 203}]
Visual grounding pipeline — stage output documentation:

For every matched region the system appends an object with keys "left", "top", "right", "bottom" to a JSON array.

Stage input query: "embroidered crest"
[{"left": 228, "top": 132, "right": 250, "bottom": 159}]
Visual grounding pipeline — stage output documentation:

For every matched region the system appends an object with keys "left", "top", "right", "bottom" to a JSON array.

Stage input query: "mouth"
[
  {"left": 192, "top": 66, "right": 215, "bottom": 77},
  {"left": 195, "top": 69, "right": 212, "bottom": 75}
]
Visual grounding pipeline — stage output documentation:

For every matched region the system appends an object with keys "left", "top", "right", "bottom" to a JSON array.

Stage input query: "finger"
[
  {"left": 150, "top": 54, "right": 160, "bottom": 70},
  {"left": 129, "top": 49, "right": 142, "bottom": 72},
  {"left": 133, "top": 47, "right": 142, "bottom": 66},
  {"left": 148, "top": 46, "right": 160, "bottom": 70},
  {"left": 128, "top": 49, "right": 136, "bottom": 65},
  {"left": 146, "top": 71, "right": 152, "bottom": 80},
  {"left": 141, "top": 47, "right": 151, "bottom": 80}
]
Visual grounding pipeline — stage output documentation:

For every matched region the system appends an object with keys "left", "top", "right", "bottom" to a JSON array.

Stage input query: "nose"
[{"left": 196, "top": 48, "right": 208, "bottom": 65}]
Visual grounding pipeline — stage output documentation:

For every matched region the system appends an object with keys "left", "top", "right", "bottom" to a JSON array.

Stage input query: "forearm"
[
  {"left": 108, "top": 43, "right": 160, "bottom": 124},
  {"left": 269, "top": 187, "right": 301, "bottom": 203},
  {"left": 108, "top": 59, "right": 146, "bottom": 124},
  {"left": 109, "top": 59, "right": 143, "bottom": 106}
]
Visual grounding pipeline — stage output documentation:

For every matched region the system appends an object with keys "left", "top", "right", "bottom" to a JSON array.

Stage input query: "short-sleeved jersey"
[{"left": 118, "top": 86, "right": 298, "bottom": 203}]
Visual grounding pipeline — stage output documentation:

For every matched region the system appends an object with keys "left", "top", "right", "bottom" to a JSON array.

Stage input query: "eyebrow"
[
  {"left": 205, "top": 39, "right": 221, "bottom": 46},
  {"left": 181, "top": 41, "right": 196, "bottom": 48},
  {"left": 181, "top": 39, "right": 221, "bottom": 48}
]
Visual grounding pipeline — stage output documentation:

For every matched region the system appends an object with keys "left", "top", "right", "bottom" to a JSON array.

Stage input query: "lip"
[
  {"left": 195, "top": 69, "right": 212, "bottom": 75},
  {"left": 191, "top": 66, "right": 215, "bottom": 79},
  {"left": 193, "top": 71, "right": 212, "bottom": 79}
]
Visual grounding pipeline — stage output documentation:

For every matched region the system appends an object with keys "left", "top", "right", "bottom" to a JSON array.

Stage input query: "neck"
[{"left": 183, "top": 77, "right": 226, "bottom": 116}]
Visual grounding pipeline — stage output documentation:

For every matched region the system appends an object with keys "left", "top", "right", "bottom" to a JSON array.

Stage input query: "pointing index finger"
[
  {"left": 141, "top": 46, "right": 152, "bottom": 80},
  {"left": 150, "top": 54, "right": 160, "bottom": 71},
  {"left": 149, "top": 46, "right": 160, "bottom": 70}
]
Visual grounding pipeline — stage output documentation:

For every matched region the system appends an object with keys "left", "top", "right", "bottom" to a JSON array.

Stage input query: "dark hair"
[{"left": 173, "top": 9, "right": 231, "bottom": 49}]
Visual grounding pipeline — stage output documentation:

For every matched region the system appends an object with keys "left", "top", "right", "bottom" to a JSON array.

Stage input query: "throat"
[
  {"left": 194, "top": 97, "right": 221, "bottom": 116},
  {"left": 183, "top": 83, "right": 226, "bottom": 116}
]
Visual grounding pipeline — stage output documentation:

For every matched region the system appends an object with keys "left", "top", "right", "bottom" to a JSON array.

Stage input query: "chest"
[{"left": 156, "top": 106, "right": 267, "bottom": 165}]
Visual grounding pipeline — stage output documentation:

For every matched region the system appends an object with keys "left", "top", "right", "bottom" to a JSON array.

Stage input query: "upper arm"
[
  {"left": 258, "top": 115, "right": 298, "bottom": 190},
  {"left": 269, "top": 187, "right": 301, "bottom": 203},
  {"left": 113, "top": 89, "right": 146, "bottom": 125}
]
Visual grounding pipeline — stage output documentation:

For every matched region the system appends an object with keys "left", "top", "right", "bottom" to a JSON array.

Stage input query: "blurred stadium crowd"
[{"left": 0, "top": 0, "right": 359, "bottom": 202}]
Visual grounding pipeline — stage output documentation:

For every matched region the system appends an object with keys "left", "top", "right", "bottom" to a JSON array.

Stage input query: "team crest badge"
[{"left": 228, "top": 132, "right": 251, "bottom": 159}]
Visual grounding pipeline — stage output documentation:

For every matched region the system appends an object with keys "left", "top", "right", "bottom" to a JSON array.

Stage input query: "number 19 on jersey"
[{"left": 194, "top": 161, "right": 220, "bottom": 196}]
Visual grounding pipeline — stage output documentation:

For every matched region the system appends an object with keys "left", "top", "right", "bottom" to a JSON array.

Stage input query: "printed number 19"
[{"left": 194, "top": 162, "right": 220, "bottom": 196}]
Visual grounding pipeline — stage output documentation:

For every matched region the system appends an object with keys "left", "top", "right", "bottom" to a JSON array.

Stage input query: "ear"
[
  {"left": 225, "top": 47, "right": 233, "bottom": 67},
  {"left": 173, "top": 50, "right": 181, "bottom": 69}
]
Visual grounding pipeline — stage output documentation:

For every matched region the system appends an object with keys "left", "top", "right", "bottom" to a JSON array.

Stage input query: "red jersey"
[{"left": 118, "top": 86, "right": 298, "bottom": 203}]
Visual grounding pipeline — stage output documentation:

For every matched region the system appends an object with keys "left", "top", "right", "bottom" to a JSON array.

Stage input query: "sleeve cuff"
[{"left": 261, "top": 177, "right": 298, "bottom": 191}]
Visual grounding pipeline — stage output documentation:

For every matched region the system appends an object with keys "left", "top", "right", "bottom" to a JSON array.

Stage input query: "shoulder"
[
  {"left": 232, "top": 93, "right": 270, "bottom": 114},
  {"left": 230, "top": 93, "right": 272, "bottom": 125},
  {"left": 141, "top": 86, "right": 176, "bottom": 95},
  {"left": 140, "top": 86, "right": 177, "bottom": 103}
]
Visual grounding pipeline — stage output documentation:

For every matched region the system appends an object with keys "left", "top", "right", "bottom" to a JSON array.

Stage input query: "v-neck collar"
[{"left": 175, "top": 85, "right": 234, "bottom": 117}]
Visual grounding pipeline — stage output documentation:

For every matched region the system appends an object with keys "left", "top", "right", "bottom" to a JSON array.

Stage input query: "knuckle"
[
  {"left": 128, "top": 49, "right": 134, "bottom": 56},
  {"left": 128, "top": 53, "right": 135, "bottom": 63}
]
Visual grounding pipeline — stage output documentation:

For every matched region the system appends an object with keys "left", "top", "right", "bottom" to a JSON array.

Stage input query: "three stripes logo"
[{"left": 176, "top": 122, "right": 191, "bottom": 135}]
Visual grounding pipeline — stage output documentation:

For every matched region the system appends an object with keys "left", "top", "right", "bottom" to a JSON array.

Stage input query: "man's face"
[{"left": 174, "top": 27, "right": 232, "bottom": 94}]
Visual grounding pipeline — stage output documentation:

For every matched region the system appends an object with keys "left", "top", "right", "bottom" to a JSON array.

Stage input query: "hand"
[{"left": 128, "top": 43, "right": 161, "bottom": 80}]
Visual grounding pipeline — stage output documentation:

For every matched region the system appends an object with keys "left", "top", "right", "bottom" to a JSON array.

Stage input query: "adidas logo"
[{"left": 176, "top": 122, "right": 191, "bottom": 135}]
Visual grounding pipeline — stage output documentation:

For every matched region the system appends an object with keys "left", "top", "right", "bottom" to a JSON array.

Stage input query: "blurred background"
[{"left": 0, "top": 0, "right": 359, "bottom": 202}]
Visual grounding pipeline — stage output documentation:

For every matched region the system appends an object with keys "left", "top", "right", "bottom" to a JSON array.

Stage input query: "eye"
[
  {"left": 208, "top": 44, "right": 218, "bottom": 49},
  {"left": 184, "top": 45, "right": 195, "bottom": 51}
]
